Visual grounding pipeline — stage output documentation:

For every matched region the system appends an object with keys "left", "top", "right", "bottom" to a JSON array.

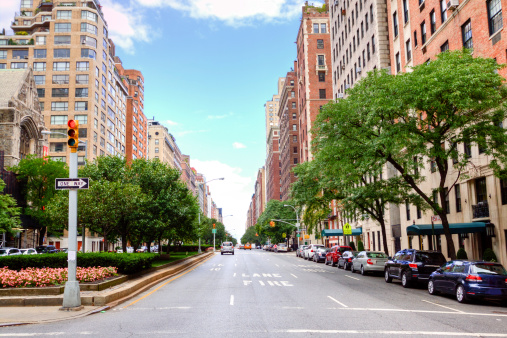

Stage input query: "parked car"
[
  {"left": 338, "top": 251, "right": 359, "bottom": 270},
  {"left": 276, "top": 243, "right": 288, "bottom": 252},
  {"left": 221, "top": 241, "right": 234, "bottom": 255},
  {"left": 428, "top": 260, "right": 507, "bottom": 303},
  {"left": 297, "top": 245, "right": 308, "bottom": 257},
  {"left": 126, "top": 247, "right": 134, "bottom": 253},
  {"left": 20, "top": 248, "right": 38, "bottom": 255},
  {"left": 384, "top": 249, "right": 446, "bottom": 288},
  {"left": 60, "top": 248, "right": 68, "bottom": 253},
  {"left": 35, "top": 245, "right": 58, "bottom": 254},
  {"left": 136, "top": 246, "right": 148, "bottom": 253},
  {"left": 312, "top": 247, "right": 328, "bottom": 263},
  {"left": 351, "top": 251, "right": 389, "bottom": 275},
  {"left": 0, "top": 248, "right": 22, "bottom": 256},
  {"left": 325, "top": 245, "right": 353, "bottom": 266},
  {"left": 303, "top": 244, "right": 325, "bottom": 260},
  {"left": 116, "top": 249, "right": 123, "bottom": 253}
]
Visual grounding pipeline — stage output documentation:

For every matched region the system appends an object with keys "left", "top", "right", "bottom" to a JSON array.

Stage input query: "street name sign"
[
  {"left": 55, "top": 178, "right": 89, "bottom": 190},
  {"left": 343, "top": 223, "right": 352, "bottom": 235},
  {"left": 212, "top": 229, "right": 217, "bottom": 234}
]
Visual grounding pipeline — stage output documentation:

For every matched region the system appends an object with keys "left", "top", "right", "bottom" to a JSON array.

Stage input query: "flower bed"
[{"left": 0, "top": 266, "right": 118, "bottom": 288}]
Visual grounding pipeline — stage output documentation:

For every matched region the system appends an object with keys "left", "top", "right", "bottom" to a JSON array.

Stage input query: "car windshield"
[
  {"left": 0, "top": 249, "right": 6, "bottom": 254},
  {"left": 223, "top": 242, "right": 232, "bottom": 246},
  {"left": 338, "top": 247, "right": 350, "bottom": 253},
  {"left": 279, "top": 244, "right": 287, "bottom": 247},
  {"left": 471, "top": 264, "right": 507, "bottom": 275},
  {"left": 414, "top": 252, "right": 446, "bottom": 265},
  {"left": 367, "top": 252, "right": 388, "bottom": 258}
]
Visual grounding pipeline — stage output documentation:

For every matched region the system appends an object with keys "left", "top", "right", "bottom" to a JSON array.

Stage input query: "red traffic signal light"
[
  {"left": 67, "top": 120, "right": 79, "bottom": 150},
  {"left": 213, "top": 223, "right": 216, "bottom": 229}
]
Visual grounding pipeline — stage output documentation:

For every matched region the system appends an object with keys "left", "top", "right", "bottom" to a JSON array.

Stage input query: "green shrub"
[
  {"left": 357, "top": 240, "right": 364, "bottom": 251},
  {"left": 0, "top": 252, "right": 157, "bottom": 274},
  {"left": 456, "top": 247, "right": 468, "bottom": 259},
  {"left": 483, "top": 248, "right": 497, "bottom": 262},
  {"left": 15, "top": 31, "right": 28, "bottom": 35},
  {"left": 349, "top": 242, "right": 356, "bottom": 251}
]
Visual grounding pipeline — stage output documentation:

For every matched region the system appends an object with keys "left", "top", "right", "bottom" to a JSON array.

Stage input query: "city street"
[{"left": 1, "top": 250, "right": 507, "bottom": 337}]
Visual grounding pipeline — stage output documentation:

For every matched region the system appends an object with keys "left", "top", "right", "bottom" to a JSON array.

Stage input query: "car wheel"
[
  {"left": 401, "top": 271, "right": 411, "bottom": 288},
  {"left": 428, "top": 279, "right": 437, "bottom": 295},
  {"left": 360, "top": 266, "right": 366, "bottom": 276},
  {"left": 324, "top": 257, "right": 328, "bottom": 265},
  {"left": 350, "top": 264, "right": 355, "bottom": 273},
  {"left": 384, "top": 269, "right": 392, "bottom": 283},
  {"left": 456, "top": 285, "right": 468, "bottom": 303},
  {"left": 232, "top": 252, "right": 234, "bottom": 255},
  {"left": 221, "top": 252, "right": 223, "bottom": 255}
]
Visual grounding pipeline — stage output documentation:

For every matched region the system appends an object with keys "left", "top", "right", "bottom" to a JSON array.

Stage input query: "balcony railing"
[{"left": 472, "top": 201, "right": 489, "bottom": 219}]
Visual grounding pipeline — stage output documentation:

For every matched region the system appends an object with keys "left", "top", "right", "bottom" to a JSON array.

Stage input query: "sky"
[{"left": 0, "top": 0, "right": 315, "bottom": 242}]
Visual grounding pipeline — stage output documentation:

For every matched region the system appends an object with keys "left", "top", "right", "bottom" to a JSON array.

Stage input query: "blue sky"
[{"left": 0, "top": 0, "right": 313, "bottom": 241}]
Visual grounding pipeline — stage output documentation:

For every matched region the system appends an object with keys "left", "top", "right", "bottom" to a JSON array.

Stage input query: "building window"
[
  {"left": 319, "top": 89, "right": 326, "bottom": 99},
  {"left": 414, "top": 30, "right": 418, "bottom": 46},
  {"left": 33, "top": 62, "right": 46, "bottom": 71},
  {"left": 321, "top": 23, "right": 327, "bottom": 33},
  {"left": 432, "top": 190, "right": 439, "bottom": 206},
  {"left": 50, "top": 115, "right": 68, "bottom": 124},
  {"left": 76, "top": 74, "right": 88, "bottom": 84},
  {"left": 318, "top": 72, "right": 325, "bottom": 82},
  {"left": 81, "top": 23, "right": 98, "bottom": 35},
  {"left": 372, "top": 35, "right": 376, "bottom": 53},
  {"left": 52, "top": 88, "right": 68, "bottom": 98},
  {"left": 56, "top": 10, "right": 72, "bottom": 19},
  {"left": 396, "top": 53, "right": 401, "bottom": 73},
  {"left": 11, "top": 62, "right": 27, "bottom": 69},
  {"left": 318, "top": 55, "right": 325, "bottom": 66},
  {"left": 501, "top": 179, "right": 507, "bottom": 205},
  {"left": 406, "top": 200, "right": 410, "bottom": 221},
  {"left": 292, "top": 102, "right": 296, "bottom": 109},
  {"left": 476, "top": 177, "right": 487, "bottom": 203},
  {"left": 393, "top": 11, "right": 399, "bottom": 38},
  {"left": 417, "top": 206, "right": 422, "bottom": 219},
  {"left": 462, "top": 19, "right": 473, "bottom": 49},
  {"left": 313, "top": 23, "right": 319, "bottom": 33},
  {"left": 440, "top": 0, "right": 447, "bottom": 23},
  {"left": 430, "top": 10, "right": 436, "bottom": 34},
  {"left": 455, "top": 184, "right": 462, "bottom": 212},
  {"left": 294, "top": 158, "right": 298, "bottom": 164},
  {"left": 421, "top": 21, "right": 427, "bottom": 44},
  {"left": 317, "top": 39, "right": 324, "bottom": 49},
  {"left": 406, "top": 39, "right": 412, "bottom": 61},
  {"left": 292, "top": 124, "right": 297, "bottom": 131},
  {"left": 155, "top": 147, "right": 159, "bottom": 153},
  {"left": 81, "top": 48, "right": 96, "bottom": 59},
  {"left": 54, "top": 49, "right": 70, "bottom": 59},
  {"left": 34, "top": 75, "right": 45, "bottom": 85},
  {"left": 55, "top": 23, "right": 71, "bottom": 33},
  {"left": 464, "top": 141, "right": 472, "bottom": 158},
  {"left": 75, "top": 88, "right": 88, "bottom": 98},
  {"left": 0, "top": 64, "right": 5, "bottom": 69},
  {"left": 53, "top": 62, "right": 70, "bottom": 71},
  {"left": 488, "top": 0, "right": 503, "bottom": 35},
  {"left": 37, "top": 88, "right": 45, "bottom": 98},
  {"left": 76, "top": 61, "right": 89, "bottom": 71},
  {"left": 440, "top": 40, "right": 449, "bottom": 53},
  {"left": 75, "top": 102, "right": 88, "bottom": 111},
  {"left": 54, "top": 36, "right": 71, "bottom": 45},
  {"left": 291, "top": 91, "right": 295, "bottom": 98},
  {"left": 403, "top": 0, "right": 409, "bottom": 24},
  {"left": 81, "top": 10, "right": 98, "bottom": 23},
  {"left": 33, "top": 49, "right": 46, "bottom": 58},
  {"left": 36, "top": 36, "right": 46, "bottom": 46},
  {"left": 50, "top": 143, "right": 66, "bottom": 152}
]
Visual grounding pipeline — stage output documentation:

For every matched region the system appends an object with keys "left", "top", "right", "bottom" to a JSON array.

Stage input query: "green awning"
[
  {"left": 406, "top": 222, "right": 487, "bottom": 236},
  {"left": 321, "top": 228, "right": 363, "bottom": 237}
]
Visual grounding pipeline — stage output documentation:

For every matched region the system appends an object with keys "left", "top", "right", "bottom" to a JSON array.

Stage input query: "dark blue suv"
[
  {"left": 384, "top": 249, "right": 446, "bottom": 288},
  {"left": 428, "top": 260, "right": 507, "bottom": 303}
]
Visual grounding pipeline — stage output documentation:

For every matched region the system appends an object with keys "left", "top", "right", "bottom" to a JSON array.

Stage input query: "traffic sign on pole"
[
  {"left": 55, "top": 178, "right": 89, "bottom": 190},
  {"left": 212, "top": 229, "right": 217, "bottom": 234},
  {"left": 343, "top": 223, "right": 352, "bottom": 235}
]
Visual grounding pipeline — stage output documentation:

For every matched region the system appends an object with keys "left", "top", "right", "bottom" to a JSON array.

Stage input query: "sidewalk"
[{"left": 0, "top": 251, "right": 214, "bottom": 326}]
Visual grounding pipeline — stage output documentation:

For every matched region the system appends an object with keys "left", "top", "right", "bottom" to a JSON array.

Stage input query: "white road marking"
[
  {"left": 267, "top": 281, "right": 275, "bottom": 286},
  {"left": 273, "top": 281, "right": 281, "bottom": 286},
  {"left": 243, "top": 280, "right": 252, "bottom": 286},
  {"left": 233, "top": 273, "right": 236, "bottom": 277},
  {"left": 345, "top": 275, "right": 360, "bottom": 281},
  {"left": 120, "top": 307, "right": 191, "bottom": 311},
  {"left": 282, "top": 306, "right": 304, "bottom": 309},
  {"left": 275, "top": 264, "right": 279, "bottom": 267},
  {"left": 422, "top": 299, "right": 465, "bottom": 313},
  {"left": 290, "top": 273, "right": 298, "bottom": 279},
  {"left": 235, "top": 264, "right": 237, "bottom": 267},
  {"left": 230, "top": 295, "right": 234, "bottom": 306},
  {"left": 259, "top": 281, "right": 265, "bottom": 286},
  {"left": 283, "top": 330, "right": 507, "bottom": 336},
  {"left": 325, "top": 307, "right": 507, "bottom": 317},
  {"left": 327, "top": 296, "right": 348, "bottom": 308}
]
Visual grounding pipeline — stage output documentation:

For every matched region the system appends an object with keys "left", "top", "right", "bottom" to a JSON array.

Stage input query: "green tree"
[
  {"left": 10, "top": 155, "right": 68, "bottom": 244},
  {"left": 0, "top": 179, "right": 21, "bottom": 234},
  {"left": 256, "top": 200, "right": 297, "bottom": 244},
  {"left": 241, "top": 225, "right": 260, "bottom": 246},
  {"left": 313, "top": 50, "right": 507, "bottom": 259}
]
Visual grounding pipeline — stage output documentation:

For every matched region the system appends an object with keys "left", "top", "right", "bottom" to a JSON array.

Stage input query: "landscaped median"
[{"left": 0, "top": 251, "right": 213, "bottom": 306}]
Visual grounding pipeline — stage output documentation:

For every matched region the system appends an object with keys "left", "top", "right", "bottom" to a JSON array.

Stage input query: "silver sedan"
[{"left": 351, "top": 251, "right": 389, "bottom": 275}]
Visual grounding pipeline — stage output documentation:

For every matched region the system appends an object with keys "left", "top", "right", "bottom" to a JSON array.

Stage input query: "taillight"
[
  {"left": 311, "top": 250, "right": 313, "bottom": 252},
  {"left": 348, "top": 258, "right": 352, "bottom": 262},
  {"left": 466, "top": 275, "right": 483, "bottom": 282},
  {"left": 408, "top": 263, "right": 418, "bottom": 269},
  {"left": 505, "top": 278, "right": 507, "bottom": 284},
  {"left": 367, "top": 259, "right": 373, "bottom": 265}
]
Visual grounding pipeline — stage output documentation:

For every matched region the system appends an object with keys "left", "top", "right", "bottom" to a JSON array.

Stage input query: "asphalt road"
[{"left": 1, "top": 249, "right": 507, "bottom": 337}]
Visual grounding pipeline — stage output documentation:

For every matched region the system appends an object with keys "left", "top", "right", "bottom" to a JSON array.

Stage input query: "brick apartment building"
[
  {"left": 296, "top": 1, "right": 334, "bottom": 163},
  {"left": 264, "top": 78, "right": 284, "bottom": 152},
  {"left": 278, "top": 64, "right": 299, "bottom": 201},
  {"left": 1, "top": 0, "right": 131, "bottom": 165},
  {"left": 265, "top": 126, "right": 281, "bottom": 202}
]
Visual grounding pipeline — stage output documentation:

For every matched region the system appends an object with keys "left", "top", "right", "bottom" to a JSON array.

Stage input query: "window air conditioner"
[
  {"left": 337, "top": 93, "right": 344, "bottom": 98},
  {"left": 356, "top": 67, "right": 362, "bottom": 73},
  {"left": 447, "top": 0, "right": 459, "bottom": 10},
  {"left": 345, "top": 84, "right": 350, "bottom": 89},
  {"left": 334, "top": 0, "right": 339, "bottom": 5},
  {"left": 341, "top": 9, "right": 346, "bottom": 15}
]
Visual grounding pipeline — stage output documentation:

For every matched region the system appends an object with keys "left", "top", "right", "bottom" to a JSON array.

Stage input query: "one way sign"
[{"left": 55, "top": 178, "right": 90, "bottom": 190}]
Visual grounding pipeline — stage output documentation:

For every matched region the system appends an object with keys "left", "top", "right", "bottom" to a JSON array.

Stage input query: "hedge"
[
  {"left": 0, "top": 252, "right": 157, "bottom": 275},
  {"left": 161, "top": 245, "right": 214, "bottom": 252}
]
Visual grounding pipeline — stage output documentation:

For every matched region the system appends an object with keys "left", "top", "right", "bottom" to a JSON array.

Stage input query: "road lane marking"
[
  {"left": 119, "top": 307, "right": 191, "bottom": 311},
  {"left": 325, "top": 307, "right": 507, "bottom": 317},
  {"left": 273, "top": 281, "right": 281, "bottom": 286},
  {"left": 422, "top": 299, "right": 464, "bottom": 313},
  {"left": 233, "top": 273, "right": 236, "bottom": 277},
  {"left": 345, "top": 275, "right": 360, "bottom": 281},
  {"left": 122, "top": 253, "right": 214, "bottom": 309},
  {"left": 327, "top": 296, "right": 348, "bottom": 308},
  {"left": 282, "top": 306, "right": 304, "bottom": 309},
  {"left": 243, "top": 280, "right": 252, "bottom": 285},
  {"left": 259, "top": 281, "right": 265, "bottom": 286},
  {"left": 275, "top": 264, "right": 279, "bottom": 267},
  {"left": 267, "top": 281, "right": 274, "bottom": 286},
  {"left": 283, "top": 330, "right": 507, "bottom": 336},
  {"left": 230, "top": 295, "right": 234, "bottom": 306},
  {"left": 290, "top": 273, "right": 298, "bottom": 279}
]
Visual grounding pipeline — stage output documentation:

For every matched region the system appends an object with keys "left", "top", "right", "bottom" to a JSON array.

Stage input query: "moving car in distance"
[
  {"left": 276, "top": 243, "right": 288, "bottom": 252},
  {"left": 428, "top": 260, "right": 507, "bottom": 303},
  {"left": 221, "top": 241, "right": 234, "bottom": 255},
  {"left": 244, "top": 243, "right": 252, "bottom": 250}
]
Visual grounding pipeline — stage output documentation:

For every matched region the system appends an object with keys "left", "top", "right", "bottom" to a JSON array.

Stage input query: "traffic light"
[
  {"left": 270, "top": 221, "right": 275, "bottom": 227},
  {"left": 67, "top": 119, "right": 79, "bottom": 152},
  {"left": 213, "top": 223, "right": 216, "bottom": 229}
]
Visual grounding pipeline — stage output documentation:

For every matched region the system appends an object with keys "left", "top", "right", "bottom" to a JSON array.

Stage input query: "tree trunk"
[
  {"left": 441, "top": 214, "right": 456, "bottom": 260},
  {"left": 103, "top": 237, "right": 108, "bottom": 252},
  {"left": 38, "top": 226, "right": 46, "bottom": 245},
  {"left": 121, "top": 232, "right": 127, "bottom": 252},
  {"left": 378, "top": 218, "right": 390, "bottom": 256}
]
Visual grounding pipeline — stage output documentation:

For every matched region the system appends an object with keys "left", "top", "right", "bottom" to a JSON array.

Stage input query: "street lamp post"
[
  {"left": 284, "top": 204, "right": 300, "bottom": 249},
  {"left": 197, "top": 177, "right": 224, "bottom": 253}
]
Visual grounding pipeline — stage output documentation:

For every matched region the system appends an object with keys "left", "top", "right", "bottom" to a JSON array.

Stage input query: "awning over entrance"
[
  {"left": 406, "top": 222, "right": 487, "bottom": 236},
  {"left": 321, "top": 228, "right": 363, "bottom": 237}
]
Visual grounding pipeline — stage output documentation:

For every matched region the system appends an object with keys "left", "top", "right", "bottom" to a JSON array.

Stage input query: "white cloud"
[
  {"left": 101, "top": 0, "right": 151, "bottom": 53},
  {"left": 207, "top": 112, "right": 233, "bottom": 120},
  {"left": 176, "top": 129, "right": 208, "bottom": 137},
  {"left": 135, "top": 0, "right": 309, "bottom": 26},
  {"left": 232, "top": 142, "right": 246, "bottom": 149},
  {"left": 0, "top": 1, "right": 19, "bottom": 35},
  {"left": 164, "top": 120, "right": 179, "bottom": 126},
  {"left": 191, "top": 159, "right": 252, "bottom": 241}
]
